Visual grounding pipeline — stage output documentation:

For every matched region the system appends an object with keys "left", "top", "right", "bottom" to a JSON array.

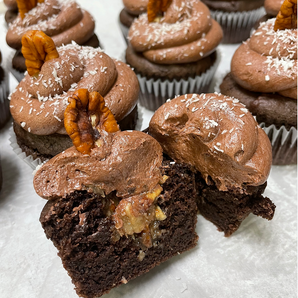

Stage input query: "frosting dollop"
[
  {"left": 264, "top": 0, "right": 283, "bottom": 16},
  {"left": 10, "top": 43, "right": 139, "bottom": 135},
  {"left": 123, "top": 0, "right": 148, "bottom": 15},
  {"left": 231, "top": 18, "right": 297, "bottom": 99},
  {"left": 149, "top": 93, "right": 272, "bottom": 192},
  {"left": 33, "top": 131, "right": 163, "bottom": 200},
  {"left": 128, "top": 0, "right": 222, "bottom": 64},
  {"left": 6, "top": 0, "right": 95, "bottom": 50}
]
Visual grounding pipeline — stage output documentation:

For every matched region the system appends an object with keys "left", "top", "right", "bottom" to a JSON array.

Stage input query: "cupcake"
[
  {"left": 126, "top": 0, "right": 223, "bottom": 111},
  {"left": 149, "top": 93, "right": 276, "bottom": 236},
  {"left": 10, "top": 31, "right": 139, "bottom": 165},
  {"left": 6, "top": 0, "right": 100, "bottom": 81},
  {"left": 119, "top": 0, "right": 148, "bottom": 42},
  {"left": 220, "top": 9, "right": 297, "bottom": 164},
  {"left": 0, "top": 50, "right": 10, "bottom": 129},
  {"left": 35, "top": 89, "right": 198, "bottom": 297},
  {"left": 3, "top": 0, "right": 18, "bottom": 25},
  {"left": 201, "top": 0, "right": 266, "bottom": 43},
  {"left": 255, "top": 0, "right": 284, "bottom": 27}
]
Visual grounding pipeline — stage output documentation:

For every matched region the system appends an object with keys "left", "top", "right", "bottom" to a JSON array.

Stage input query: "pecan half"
[
  {"left": 64, "top": 89, "right": 119, "bottom": 155},
  {"left": 147, "top": 0, "right": 172, "bottom": 22},
  {"left": 21, "top": 30, "right": 59, "bottom": 77},
  {"left": 274, "top": 0, "right": 297, "bottom": 31},
  {"left": 17, "top": 0, "right": 44, "bottom": 19}
]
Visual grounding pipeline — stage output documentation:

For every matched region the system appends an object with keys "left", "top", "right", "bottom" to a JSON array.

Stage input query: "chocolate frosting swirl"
[
  {"left": 264, "top": 0, "right": 283, "bottom": 16},
  {"left": 231, "top": 19, "right": 297, "bottom": 99},
  {"left": 6, "top": 0, "right": 95, "bottom": 50},
  {"left": 149, "top": 93, "right": 272, "bottom": 192},
  {"left": 128, "top": 0, "right": 223, "bottom": 64},
  {"left": 123, "top": 0, "right": 148, "bottom": 15},
  {"left": 10, "top": 43, "right": 139, "bottom": 135},
  {"left": 4, "top": 0, "right": 17, "bottom": 10},
  {"left": 33, "top": 131, "right": 163, "bottom": 200}
]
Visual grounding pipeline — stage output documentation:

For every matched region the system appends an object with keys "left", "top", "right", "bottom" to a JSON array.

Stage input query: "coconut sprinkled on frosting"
[
  {"left": 128, "top": 0, "right": 223, "bottom": 64},
  {"left": 6, "top": 0, "right": 95, "bottom": 50},
  {"left": 231, "top": 18, "right": 297, "bottom": 97},
  {"left": 149, "top": 93, "right": 272, "bottom": 192},
  {"left": 10, "top": 43, "right": 139, "bottom": 136}
]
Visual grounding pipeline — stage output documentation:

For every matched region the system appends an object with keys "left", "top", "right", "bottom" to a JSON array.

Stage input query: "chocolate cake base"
[
  {"left": 195, "top": 172, "right": 275, "bottom": 237},
  {"left": 40, "top": 160, "right": 198, "bottom": 298},
  {"left": 13, "top": 105, "right": 138, "bottom": 162}
]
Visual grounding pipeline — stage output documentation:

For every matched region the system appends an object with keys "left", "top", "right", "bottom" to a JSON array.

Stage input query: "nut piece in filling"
[
  {"left": 35, "top": 89, "right": 198, "bottom": 298},
  {"left": 149, "top": 93, "right": 276, "bottom": 236},
  {"left": 10, "top": 31, "right": 140, "bottom": 164}
]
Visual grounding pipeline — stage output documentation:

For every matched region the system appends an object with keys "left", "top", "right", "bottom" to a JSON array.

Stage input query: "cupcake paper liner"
[
  {"left": 210, "top": 6, "right": 266, "bottom": 44},
  {"left": 0, "top": 68, "right": 10, "bottom": 128},
  {"left": 9, "top": 128, "right": 45, "bottom": 170},
  {"left": 137, "top": 49, "right": 221, "bottom": 111},
  {"left": 119, "top": 19, "right": 129, "bottom": 44},
  {"left": 260, "top": 124, "right": 297, "bottom": 165}
]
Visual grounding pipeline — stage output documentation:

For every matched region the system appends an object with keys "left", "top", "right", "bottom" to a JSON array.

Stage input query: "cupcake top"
[
  {"left": 264, "top": 0, "right": 283, "bottom": 16},
  {"left": 123, "top": 0, "right": 148, "bottom": 15},
  {"left": 10, "top": 42, "right": 139, "bottom": 135},
  {"left": 128, "top": 0, "right": 222, "bottom": 65},
  {"left": 149, "top": 93, "right": 272, "bottom": 192},
  {"left": 34, "top": 130, "right": 163, "bottom": 200},
  {"left": 201, "top": 0, "right": 265, "bottom": 12},
  {"left": 231, "top": 18, "right": 297, "bottom": 100},
  {"left": 6, "top": 0, "right": 95, "bottom": 50}
]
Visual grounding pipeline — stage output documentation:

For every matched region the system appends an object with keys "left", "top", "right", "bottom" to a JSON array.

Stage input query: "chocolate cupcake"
[
  {"left": 35, "top": 90, "right": 198, "bottom": 297},
  {"left": 220, "top": 13, "right": 297, "bottom": 164},
  {"left": 255, "top": 0, "right": 284, "bottom": 27},
  {"left": 6, "top": 0, "right": 100, "bottom": 81},
  {"left": 0, "top": 51, "right": 10, "bottom": 129},
  {"left": 201, "top": 0, "right": 266, "bottom": 43},
  {"left": 119, "top": 0, "right": 148, "bottom": 42},
  {"left": 10, "top": 31, "right": 139, "bottom": 167},
  {"left": 3, "top": 0, "right": 18, "bottom": 25},
  {"left": 149, "top": 93, "right": 276, "bottom": 236},
  {"left": 126, "top": 0, "right": 223, "bottom": 111}
]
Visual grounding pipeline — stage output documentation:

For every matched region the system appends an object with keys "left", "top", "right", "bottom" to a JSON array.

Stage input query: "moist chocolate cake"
[
  {"left": 39, "top": 158, "right": 198, "bottom": 298},
  {"left": 35, "top": 134, "right": 198, "bottom": 297},
  {"left": 34, "top": 90, "right": 198, "bottom": 297},
  {"left": 149, "top": 93, "right": 276, "bottom": 237}
]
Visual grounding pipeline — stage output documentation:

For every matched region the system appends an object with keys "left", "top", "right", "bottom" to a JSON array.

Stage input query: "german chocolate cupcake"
[
  {"left": 119, "top": 0, "right": 148, "bottom": 42},
  {"left": 149, "top": 93, "right": 276, "bottom": 236},
  {"left": 0, "top": 50, "right": 10, "bottom": 129},
  {"left": 35, "top": 89, "right": 198, "bottom": 297},
  {"left": 126, "top": 0, "right": 223, "bottom": 111},
  {"left": 10, "top": 31, "right": 139, "bottom": 167},
  {"left": 6, "top": 0, "right": 100, "bottom": 81},
  {"left": 220, "top": 7, "right": 297, "bottom": 165},
  {"left": 201, "top": 0, "right": 266, "bottom": 43}
]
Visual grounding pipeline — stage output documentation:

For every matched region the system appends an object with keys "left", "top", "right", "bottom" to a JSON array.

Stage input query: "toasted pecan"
[
  {"left": 147, "top": 0, "right": 172, "bottom": 22},
  {"left": 21, "top": 30, "right": 59, "bottom": 77},
  {"left": 274, "top": 0, "right": 297, "bottom": 31},
  {"left": 17, "top": 0, "right": 44, "bottom": 19},
  {"left": 64, "top": 89, "right": 119, "bottom": 155}
]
